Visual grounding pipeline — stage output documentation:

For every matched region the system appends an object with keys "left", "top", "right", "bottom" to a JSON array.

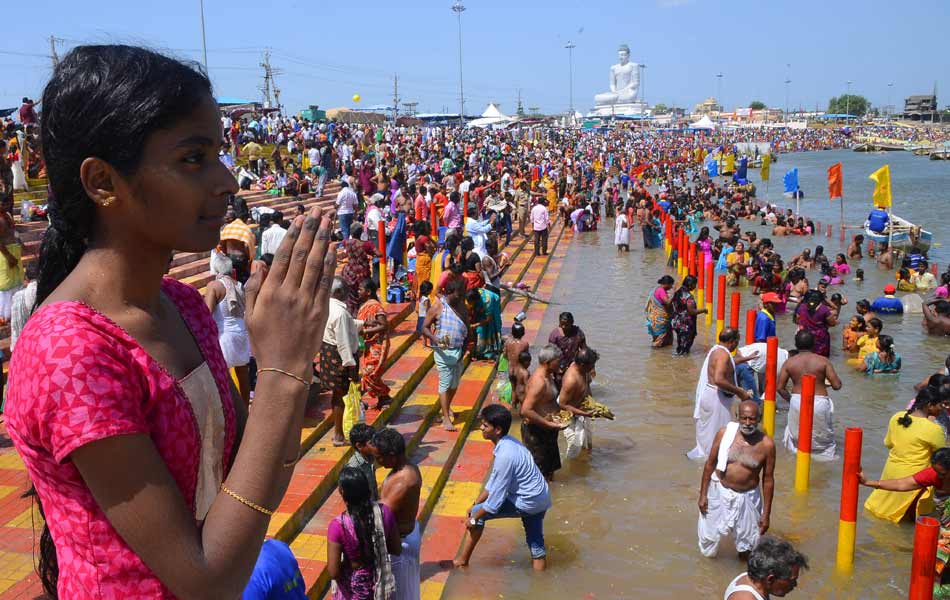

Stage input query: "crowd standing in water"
[{"left": 3, "top": 44, "right": 950, "bottom": 599}]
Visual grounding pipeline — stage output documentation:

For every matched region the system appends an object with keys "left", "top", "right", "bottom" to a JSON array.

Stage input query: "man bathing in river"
[
  {"left": 559, "top": 347, "right": 599, "bottom": 459},
  {"left": 777, "top": 330, "right": 843, "bottom": 461},
  {"left": 521, "top": 344, "right": 569, "bottom": 480},
  {"left": 698, "top": 401, "right": 776, "bottom": 559},
  {"left": 688, "top": 328, "right": 756, "bottom": 460}
]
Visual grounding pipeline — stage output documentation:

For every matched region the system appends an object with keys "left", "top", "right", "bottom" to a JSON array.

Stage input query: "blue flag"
[
  {"left": 783, "top": 168, "right": 799, "bottom": 194},
  {"left": 706, "top": 157, "right": 718, "bottom": 177},
  {"left": 733, "top": 157, "right": 748, "bottom": 184}
]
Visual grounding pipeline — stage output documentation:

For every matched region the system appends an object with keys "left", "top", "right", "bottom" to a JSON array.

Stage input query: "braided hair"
[
  {"left": 899, "top": 388, "right": 939, "bottom": 428},
  {"left": 337, "top": 467, "right": 379, "bottom": 570}
]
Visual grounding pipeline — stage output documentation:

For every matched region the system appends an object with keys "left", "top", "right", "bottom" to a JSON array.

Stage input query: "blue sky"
[{"left": 2, "top": 0, "right": 948, "bottom": 116}]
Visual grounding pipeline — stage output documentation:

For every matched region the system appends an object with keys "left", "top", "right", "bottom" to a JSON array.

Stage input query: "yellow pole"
[{"left": 794, "top": 374, "right": 816, "bottom": 493}]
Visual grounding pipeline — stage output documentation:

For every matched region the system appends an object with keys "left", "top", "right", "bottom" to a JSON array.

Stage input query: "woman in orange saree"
[{"left": 357, "top": 279, "right": 391, "bottom": 409}]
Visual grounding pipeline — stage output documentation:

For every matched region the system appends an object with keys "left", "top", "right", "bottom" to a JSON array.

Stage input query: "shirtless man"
[
  {"left": 520, "top": 344, "right": 569, "bottom": 480},
  {"left": 847, "top": 234, "right": 864, "bottom": 260},
  {"left": 559, "top": 347, "right": 598, "bottom": 459},
  {"left": 688, "top": 328, "right": 754, "bottom": 460},
  {"left": 877, "top": 243, "right": 894, "bottom": 269},
  {"left": 777, "top": 330, "right": 842, "bottom": 460},
  {"left": 504, "top": 322, "right": 530, "bottom": 371},
  {"left": 788, "top": 248, "right": 813, "bottom": 270},
  {"left": 923, "top": 300, "right": 950, "bottom": 336},
  {"left": 698, "top": 401, "right": 776, "bottom": 560},
  {"left": 372, "top": 428, "right": 423, "bottom": 600}
]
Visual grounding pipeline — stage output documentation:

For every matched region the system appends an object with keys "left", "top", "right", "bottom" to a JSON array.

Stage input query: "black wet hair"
[
  {"left": 372, "top": 427, "right": 405, "bottom": 457},
  {"left": 657, "top": 275, "right": 675, "bottom": 286},
  {"left": 933, "top": 448, "right": 950, "bottom": 470},
  {"left": 348, "top": 423, "right": 375, "bottom": 446},
  {"left": 794, "top": 329, "right": 814, "bottom": 350},
  {"left": 361, "top": 277, "right": 379, "bottom": 301},
  {"left": 900, "top": 388, "right": 939, "bottom": 427},
  {"left": 511, "top": 322, "right": 525, "bottom": 339},
  {"left": 419, "top": 280, "right": 433, "bottom": 296},
  {"left": 518, "top": 350, "right": 532, "bottom": 366},
  {"left": 338, "top": 467, "right": 379, "bottom": 570},
  {"left": 479, "top": 403, "right": 512, "bottom": 435},
  {"left": 36, "top": 45, "right": 213, "bottom": 308},
  {"left": 574, "top": 346, "right": 600, "bottom": 367}
]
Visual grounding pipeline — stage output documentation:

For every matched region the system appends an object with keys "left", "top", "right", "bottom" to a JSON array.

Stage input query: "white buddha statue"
[{"left": 593, "top": 44, "right": 641, "bottom": 108}]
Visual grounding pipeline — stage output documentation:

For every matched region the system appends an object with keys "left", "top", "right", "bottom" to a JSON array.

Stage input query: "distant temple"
[{"left": 902, "top": 94, "right": 938, "bottom": 120}]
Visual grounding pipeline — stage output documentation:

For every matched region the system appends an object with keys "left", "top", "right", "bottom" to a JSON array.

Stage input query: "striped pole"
[
  {"left": 697, "top": 251, "right": 705, "bottom": 315},
  {"left": 705, "top": 260, "right": 714, "bottom": 325},
  {"left": 763, "top": 336, "right": 778, "bottom": 437},
  {"left": 745, "top": 309, "right": 757, "bottom": 345},
  {"left": 909, "top": 516, "right": 940, "bottom": 600},
  {"left": 827, "top": 224, "right": 832, "bottom": 237},
  {"left": 664, "top": 216, "right": 672, "bottom": 256},
  {"left": 378, "top": 220, "right": 388, "bottom": 305},
  {"left": 688, "top": 243, "right": 697, "bottom": 277},
  {"left": 794, "top": 373, "right": 815, "bottom": 493},
  {"left": 729, "top": 292, "right": 741, "bottom": 330},
  {"left": 716, "top": 274, "right": 726, "bottom": 339},
  {"left": 677, "top": 229, "right": 685, "bottom": 275},
  {"left": 836, "top": 427, "right": 863, "bottom": 572},
  {"left": 430, "top": 202, "right": 438, "bottom": 243}
]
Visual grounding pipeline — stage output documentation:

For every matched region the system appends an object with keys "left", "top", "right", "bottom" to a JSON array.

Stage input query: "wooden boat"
[
  {"left": 930, "top": 150, "right": 950, "bottom": 161},
  {"left": 864, "top": 212, "right": 933, "bottom": 251}
]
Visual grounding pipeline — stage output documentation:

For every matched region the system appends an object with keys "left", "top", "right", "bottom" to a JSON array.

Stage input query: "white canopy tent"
[
  {"left": 689, "top": 115, "right": 717, "bottom": 130},
  {"left": 467, "top": 103, "right": 513, "bottom": 128}
]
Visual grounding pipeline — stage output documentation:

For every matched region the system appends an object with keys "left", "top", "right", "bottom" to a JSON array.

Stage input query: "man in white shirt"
[
  {"left": 530, "top": 198, "right": 551, "bottom": 256},
  {"left": 465, "top": 207, "right": 496, "bottom": 259},
  {"left": 323, "top": 278, "right": 361, "bottom": 445},
  {"left": 259, "top": 211, "right": 287, "bottom": 256},
  {"left": 336, "top": 180, "right": 359, "bottom": 238}
]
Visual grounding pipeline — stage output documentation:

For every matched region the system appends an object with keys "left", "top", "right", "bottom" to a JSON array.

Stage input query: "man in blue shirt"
[
  {"left": 870, "top": 284, "right": 904, "bottom": 315},
  {"left": 753, "top": 292, "right": 780, "bottom": 343},
  {"left": 454, "top": 404, "right": 552, "bottom": 571}
]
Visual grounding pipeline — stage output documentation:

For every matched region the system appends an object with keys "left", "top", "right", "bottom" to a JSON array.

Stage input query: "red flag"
[{"left": 827, "top": 162, "right": 843, "bottom": 200}]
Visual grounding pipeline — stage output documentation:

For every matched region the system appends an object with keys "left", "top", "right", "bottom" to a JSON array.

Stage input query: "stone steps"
[{"left": 298, "top": 223, "right": 567, "bottom": 599}]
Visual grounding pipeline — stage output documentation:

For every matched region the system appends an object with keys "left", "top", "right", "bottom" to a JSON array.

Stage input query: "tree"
[
  {"left": 749, "top": 101, "right": 766, "bottom": 110},
  {"left": 653, "top": 103, "right": 670, "bottom": 114},
  {"left": 828, "top": 94, "right": 870, "bottom": 117}
]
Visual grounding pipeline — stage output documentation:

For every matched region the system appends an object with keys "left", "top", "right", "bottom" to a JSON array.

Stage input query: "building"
[
  {"left": 693, "top": 97, "right": 722, "bottom": 115},
  {"left": 903, "top": 94, "right": 937, "bottom": 120}
]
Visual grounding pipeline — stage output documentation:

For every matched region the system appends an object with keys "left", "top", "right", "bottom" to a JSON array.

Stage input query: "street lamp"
[
  {"left": 887, "top": 82, "right": 894, "bottom": 120},
  {"left": 846, "top": 80, "right": 853, "bottom": 119},
  {"left": 198, "top": 0, "right": 209, "bottom": 74},
  {"left": 451, "top": 1, "right": 466, "bottom": 125},
  {"left": 565, "top": 41, "right": 576, "bottom": 116},
  {"left": 640, "top": 63, "right": 647, "bottom": 109},
  {"left": 784, "top": 63, "right": 791, "bottom": 124},
  {"left": 716, "top": 73, "right": 723, "bottom": 120}
]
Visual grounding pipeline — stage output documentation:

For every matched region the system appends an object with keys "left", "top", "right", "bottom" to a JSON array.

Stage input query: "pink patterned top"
[{"left": 6, "top": 277, "right": 237, "bottom": 599}]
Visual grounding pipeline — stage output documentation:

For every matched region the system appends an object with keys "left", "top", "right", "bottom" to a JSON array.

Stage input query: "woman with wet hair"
[{"left": 5, "top": 46, "right": 337, "bottom": 598}]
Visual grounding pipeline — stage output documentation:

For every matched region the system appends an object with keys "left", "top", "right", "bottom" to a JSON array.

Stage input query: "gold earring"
[{"left": 98, "top": 196, "right": 116, "bottom": 207}]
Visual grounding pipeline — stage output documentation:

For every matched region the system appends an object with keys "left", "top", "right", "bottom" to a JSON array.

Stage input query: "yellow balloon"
[{"left": 352, "top": 94, "right": 361, "bottom": 103}]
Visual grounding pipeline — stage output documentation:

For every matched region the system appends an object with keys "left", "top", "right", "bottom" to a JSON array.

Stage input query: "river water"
[{"left": 443, "top": 149, "right": 950, "bottom": 599}]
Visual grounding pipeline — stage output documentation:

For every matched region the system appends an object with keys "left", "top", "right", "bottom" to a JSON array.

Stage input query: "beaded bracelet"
[{"left": 220, "top": 484, "right": 274, "bottom": 516}]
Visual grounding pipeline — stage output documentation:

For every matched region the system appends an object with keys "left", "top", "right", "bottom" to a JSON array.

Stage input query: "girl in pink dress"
[{"left": 6, "top": 46, "right": 336, "bottom": 599}]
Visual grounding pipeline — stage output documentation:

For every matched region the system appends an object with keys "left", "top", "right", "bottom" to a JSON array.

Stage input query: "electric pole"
[
  {"left": 49, "top": 35, "right": 60, "bottom": 69},
  {"left": 565, "top": 41, "right": 576, "bottom": 115},
  {"left": 517, "top": 88, "right": 524, "bottom": 117},
  {"left": 402, "top": 102, "right": 418, "bottom": 118},
  {"left": 392, "top": 74, "right": 400, "bottom": 123},
  {"left": 198, "top": 0, "right": 209, "bottom": 74},
  {"left": 258, "top": 50, "right": 283, "bottom": 111}
]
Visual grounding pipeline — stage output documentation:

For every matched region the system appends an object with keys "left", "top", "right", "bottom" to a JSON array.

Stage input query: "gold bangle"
[
  {"left": 257, "top": 367, "right": 310, "bottom": 388},
  {"left": 219, "top": 483, "right": 274, "bottom": 516}
]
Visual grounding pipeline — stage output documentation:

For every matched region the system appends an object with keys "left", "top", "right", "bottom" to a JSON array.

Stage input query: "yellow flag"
[
  {"left": 724, "top": 153, "right": 735, "bottom": 174},
  {"left": 869, "top": 164, "right": 892, "bottom": 208},
  {"left": 760, "top": 154, "right": 771, "bottom": 181}
]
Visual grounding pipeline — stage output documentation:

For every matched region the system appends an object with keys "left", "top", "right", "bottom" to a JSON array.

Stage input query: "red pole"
[
  {"left": 836, "top": 427, "right": 863, "bottom": 571},
  {"left": 909, "top": 516, "right": 941, "bottom": 600},
  {"left": 689, "top": 243, "right": 697, "bottom": 276},
  {"left": 697, "top": 250, "right": 706, "bottom": 288},
  {"left": 716, "top": 275, "right": 727, "bottom": 322},
  {"left": 763, "top": 336, "right": 778, "bottom": 437},
  {"left": 932, "top": 263, "right": 938, "bottom": 275},
  {"left": 745, "top": 308, "right": 757, "bottom": 345},
  {"left": 729, "top": 292, "right": 741, "bottom": 329},
  {"left": 794, "top": 373, "right": 816, "bottom": 492},
  {"left": 827, "top": 224, "right": 832, "bottom": 237},
  {"left": 430, "top": 202, "right": 438, "bottom": 241}
]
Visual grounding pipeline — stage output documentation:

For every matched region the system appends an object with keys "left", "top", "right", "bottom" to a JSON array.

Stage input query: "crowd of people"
[{"left": 5, "top": 42, "right": 950, "bottom": 599}]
